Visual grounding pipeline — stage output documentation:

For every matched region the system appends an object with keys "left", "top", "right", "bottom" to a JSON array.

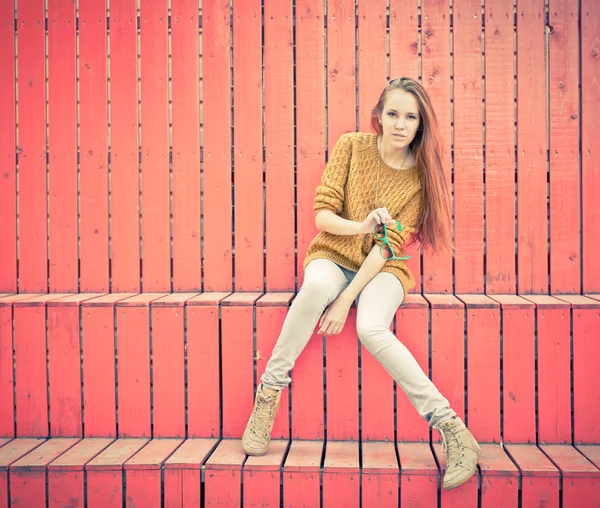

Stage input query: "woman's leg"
[
  {"left": 260, "top": 258, "right": 349, "bottom": 390},
  {"left": 355, "top": 272, "right": 456, "bottom": 427},
  {"left": 356, "top": 272, "right": 480, "bottom": 490}
]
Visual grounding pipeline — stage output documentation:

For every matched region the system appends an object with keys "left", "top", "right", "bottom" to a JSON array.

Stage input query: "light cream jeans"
[{"left": 261, "top": 258, "right": 456, "bottom": 428}]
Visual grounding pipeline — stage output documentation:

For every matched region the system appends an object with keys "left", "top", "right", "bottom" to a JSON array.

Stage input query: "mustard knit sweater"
[{"left": 303, "top": 132, "right": 423, "bottom": 293}]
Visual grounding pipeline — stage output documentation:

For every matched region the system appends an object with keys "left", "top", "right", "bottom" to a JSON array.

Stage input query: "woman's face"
[{"left": 379, "top": 89, "right": 421, "bottom": 149}]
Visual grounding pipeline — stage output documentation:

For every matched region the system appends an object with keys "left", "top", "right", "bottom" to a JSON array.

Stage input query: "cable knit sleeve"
[
  {"left": 313, "top": 133, "right": 353, "bottom": 216},
  {"left": 376, "top": 190, "right": 422, "bottom": 254}
]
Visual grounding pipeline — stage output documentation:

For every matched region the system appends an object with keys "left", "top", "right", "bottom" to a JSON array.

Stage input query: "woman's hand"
[
  {"left": 317, "top": 295, "right": 353, "bottom": 335},
  {"left": 360, "top": 207, "right": 397, "bottom": 234}
]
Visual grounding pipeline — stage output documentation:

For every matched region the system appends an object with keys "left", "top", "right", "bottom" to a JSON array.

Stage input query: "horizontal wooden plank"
[
  {"left": 586, "top": 294, "right": 600, "bottom": 303},
  {"left": 151, "top": 293, "right": 201, "bottom": 307},
  {"left": 187, "top": 292, "right": 231, "bottom": 306},
  {"left": 424, "top": 294, "right": 464, "bottom": 309},
  {"left": 11, "top": 438, "right": 79, "bottom": 471},
  {"left": 323, "top": 441, "right": 359, "bottom": 473},
  {"left": 456, "top": 294, "right": 500, "bottom": 309},
  {"left": 362, "top": 442, "right": 398, "bottom": 474},
  {"left": 554, "top": 294, "right": 600, "bottom": 309},
  {"left": 0, "top": 439, "right": 11, "bottom": 448},
  {"left": 504, "top": 444, "right": 559, "bottom": 477},
  {"left": 81, "top": 293, "right": 138, "bottom": 306},
  {"left": 521, "top": 295, "right": 570, "bottom": 309},
  {"left": 13, "top": 294, "right": 70, "bottom": 306},
  {"left": 283, "top": 440, "right": 323, "bottom": 473},
  {"left": 222, "top": 292, "right": 263, "bottom": 306},
  {"left": 256, "top": 293, "right": 295, "bottom": 307},
  {"left": 244, "top": 439, "right": 288, "bottom": 471},
  {"left": 85, "top": 439, "right": 149, "bottom": 471},
  {"left": 164, "top": 438, "right": 218, "bottom": 469},
  {"left": 125, "top": 438, "right": 183, "bottom": 470},
  {"left": 402, "top": 293, "right": 429, "bottom": 309},
  {"left": 204, "top": 439, "right": 246, "bottom": 470},
  {"left": 116, "top": 293, "right": 170, "bottom": 307},
  {"left": 478, "top": 444, "right": 519, "bottom": 476},
  {"left": 577, "top": 445, "right": 600, "bottom": 469},
  {"left": 541, "top": 445, "right": 600, "bottom": 477},
  {"left": 396, "top": 443, "right": 437, "bottom": 475},
  {"left": 0, "top": 294, "right": 44, "bottom": 306},
  {"left": 48, "top": 438, "right": 114, "bottom": 471},
  {"left": 0, "top": 439, "right": 45, "bottom": 471},
  {"left": 47, "top": 293, "right": 105, "bottom": 306},
  {"left": 490, "top": 295, "right": 535, "bottom": 309}
]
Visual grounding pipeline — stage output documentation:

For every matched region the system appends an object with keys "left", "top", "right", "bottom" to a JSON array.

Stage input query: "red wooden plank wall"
[{"left": 0, "top": 1, "right": 595, "bottom": 295}]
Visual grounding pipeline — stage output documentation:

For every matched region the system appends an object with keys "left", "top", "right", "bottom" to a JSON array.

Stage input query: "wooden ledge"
[
  {"left": 256, "top": 293, "right": 295, "bottom": 307},
  {"left": 0, "top": 439, "right": 45, "bottom": 472},
  {"left": 521, "top": 295, "right": 570, "bottom": 309},
  {"left": 47, "top": 293, "right": 105, "bottom": 306},
  {"left": 503, "top": 444, "right": 559, "bottom": 477},
  {"left": 283, "top": 440, "right": 323, "bottom": 473},
  {"left": 81, "top": 293, "right": 137, "bottom": 306},
  {"left": 323, "top": 441, "right": 359, "bottom": 474},
  {"left": 124, "top": 438, "right": 183, "bottom": 471},
  {"left": 152, "top": 292, "right": 201, "bottom": 307},
  {"left": 86, "top": 439, "right": 149, "bottom": 471},
  {"left": 541, "top": 444, "right": 600, "bottom": 477},
  {"left": 48, "top": 438, "right": 114, "bottom": 471},
  {"left": 401, "top": 293, "right": 428, "bottom": 309},
  {"left": 362, "top": 441, "right": 398, "bottom": 474},
  {"left": 456, "top": 294, "right": 500, "bottom": 309},
  {"left": 204, "top": 439, "right": 246, "bottom": 470},
  {"left": 424, "top": 294, "right": 464, "bottom": 309},
  {"left": 222, "top": 292, "right": 263, "bottom": 306},
  {"left": 10, "top": 438, "right": 79, "bottom": 471},
  {"left": 187, "top": 292, "right": 231, "bottom": 306},
  {"left": 396, "top": 443, "right": 437, "bottom": 475},
  {"left": 490, "top": 295, "right": 535, "bottom": 309},
  {"left": 116, "top": 293, "right": 169, "bottom": 307},
  {"left": 164, "top": 438, "right": 218, "bottom": 469},
  {"left": 244, "top": 440, "right": 288, "bottom": 472},
  {"left": 478, "top": 444, "right": 519, "bottom": 477}
]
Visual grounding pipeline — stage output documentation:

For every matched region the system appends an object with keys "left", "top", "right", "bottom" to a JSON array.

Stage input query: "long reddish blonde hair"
[{"left": 371, "top": 77, "right": 452, "bottom": 255}]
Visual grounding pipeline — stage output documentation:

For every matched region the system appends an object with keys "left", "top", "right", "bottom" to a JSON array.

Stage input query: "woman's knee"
[{"left": 356, "top": 319, "right": 390, "bottom": 350}]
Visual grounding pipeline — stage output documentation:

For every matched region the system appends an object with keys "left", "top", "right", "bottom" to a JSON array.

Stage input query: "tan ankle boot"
[
  {"left": 242, "top": 385, "right": 281, "bottom": 456},
  {"left": 435, "top": 416, "right": 481, "bottom": 490}
]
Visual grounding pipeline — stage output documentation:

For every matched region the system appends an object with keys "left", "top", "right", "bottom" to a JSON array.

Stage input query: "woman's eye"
[{"left": 388, "top": 112, "right": 396, "bottom": 117}]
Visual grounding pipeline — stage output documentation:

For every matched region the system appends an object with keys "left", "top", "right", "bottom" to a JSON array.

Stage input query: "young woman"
[{"left": 242, "top": 77, "right": 480, "bottom": 490}]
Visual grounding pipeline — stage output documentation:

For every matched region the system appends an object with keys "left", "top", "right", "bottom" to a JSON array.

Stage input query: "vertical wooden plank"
[
  {"left": 326, "top": 310, "right": 358, "bottom": 441},
  {"left": 389, "top": 0, "right": 421, "bottom": 293},
  {"left": 82, "top": 295, "right": 131, "bottom": 438},
  {"left": 47, "top": 303, "right": 82, "bottom": 437},
  {"left": 79, "top": 0, "right": 109, "bottom": 292},
  {"left": 327, "top": 0, "right": 356, "bottom": 147},
  {"left": 322, "top": 442, "right": 360, "bottom": 508},
  {"left": 264, "top": 0, "right": 294, "bottom": 291},
  {"left": 0, "top": 299, "right": 13, "bottom": 435},
  {"left": 203, "top": 0, "right": 232, "bottom": 291},
  {"left": 421, "top": 0, "right": 453, "bottom": 293},
  {"left": 17, "top": 0, "right": 47, "bottom": 292},
  {"left": 203, "top": 440, "right": 245, "bottom": 507},
  {"left": 492, "top": 296, "right": 536, "bottom": 444},
  {"left": 516, "top": 0, "right": 548, "bottom": 293},
  {"left": 283, "top": 441, "right": 322, "bottom": 508},
  {"left": 232, "top": 0, "right": 263, "bottom": 292},
  {"left": 582, "top": 0, "right": 600, "bottom": 293},
  {"left": 453, "top": 0, "right": 484, "bottom": 293},
  {"left": 485, "top": 0, "right": 516, "bottom": 294},
  {"left": 48, "top": 0, "right": 77, "bottom": 292},
  {"left": 361, "top": 442, "right": 399, "bottom": 508},
  {"left": 0, "top": 0, "right": 16, "bottom": 292},
  {"left": 221, "top": 294, "right": 261, "bottom": 438},
  {"left": 171, "top": 0, "right": 201, "bottom": 291},
  {"left": 395, "top": 295, "right": 430, "bottom": 442},
  {"left": 358, "top": 0, "right": 386, "bottom": 132},
  {"left": 243, "top": 440, "right": 287, "bottom": 507},
  {"left": 428, "top": 295, "right": 465, "bottom": 431},
  {"left": 548, "top": 0, "right": 580, "bottom": 293},
  {"left": 295, "top": 0, "right": 325, "bottom": 288},
  {"left": 140, "top": 0, "right": 170, "bottom": 291},
  {"left": 110, "top": 0, "right": 140, "bottom": 292}
]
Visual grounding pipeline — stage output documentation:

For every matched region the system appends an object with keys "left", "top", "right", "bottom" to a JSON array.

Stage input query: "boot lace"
[
  {"left": 249, "top": 395, "right": 276, "bottom": 438},
  {"left": 441, "top": 427, "right": 462, "bottom": 466}
]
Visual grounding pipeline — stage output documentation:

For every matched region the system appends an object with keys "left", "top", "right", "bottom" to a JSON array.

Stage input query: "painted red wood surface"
[
  {"left": 283, "top": 440, "right": 322, "bottom": 508},
  {"left": 152, "top": 295, "right": 193, "bottom": 438},
  {"left": 203, "top": 439, "right": 245, "bottom": 507},
  {"left": 79, "top": 0, "right": 109, "bottom": 292},
  {"left": 453, "top": 0, "right": 484, "bottom": 293},
  {"left": 0, "top": 1, "right": 16, "bottom": 292},
  {"left": 265, "top": 0, "right": 294, "bottom": 291},
  {"left": 485, "top": 0, "right": 515, "bottom": 294},
  {"left": 171, "top": 0, "right": 201, "bottom": 292},
  {"left": 86, "top": 438, "right": 148, "bottom": 508},
  {"left": 124, "top": 439, "right": 182, "bottom": 508},
  {"left": 460, "top": 295, "right": 501, "bottom": 442},
  {"left": 492, "top": 296, "right": 536, "bottom": 444},
  {"left": 186, "top": 293, "right": 229, "bottom": 438},
  {"left": 16, "top": 0, "right": 47, "bottom": 292},
  {"left": 140, "top": 0, "right": 170, "bottom": 291},
  {"left": 528, "top": 296, "right": 571, "bottom": 443},
  {"left": 221, "top": 294, "right": 262, "bottom": 438},
  {"left": 82, "top": 294, "right": 131, "bottom": 438},
  {"left": 243, "top": 440, "right": 287, "bottom": 507},
  {"left": 421, "top": 0, "right": 453, "bottom": 293},
  {"left": 582, "top": 0, "right": 600, "bottom": 293},
  {"left": 428, "top": 295, "right": 465, "bottom": 430},
  {"left": 202, "top": 0, "right": 232, "bottom": 292},
  {"left": 48, "top": 0, "right": 77, "bottom": 292},
  {"left": 397, "top": 443, "right": 438, "bottom": 506},
  {"left": 326, "top": 310, "right": 358, "bottom": 441},
  {"left": 0, "top": 438, "right": 45, "bottom": 508},
  {"left": 322, "top": 442, "right": 360, "bottom": 508},
  {"left": 295, "top": 0, "right": 325, "bottom": 288},
  {"left": 389, "top": 0, "right": 421, "bottom": 292},
  {"left": 256, "top": 295, "right": 294, "bottom": 439},
  {"left": 516, "top": 0, "right": 548, "bottom": 294},
  {"left": 478, "top": 444, "right": 519, "bottom": 508},
  {"left": 232, "top": 0, "right": 262, "bottom": 292},
  {"left": 549, "top": 0, "right": 580, "bottom": 293},
  {"left": 395, "top": 295, "right": 429, "bottom": 442},
  {"left": 110, "top": 0, "right": 140, "bottom": 292},
  {"left": 361, "top": 442, "right": 398, "bottom": 508}
]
